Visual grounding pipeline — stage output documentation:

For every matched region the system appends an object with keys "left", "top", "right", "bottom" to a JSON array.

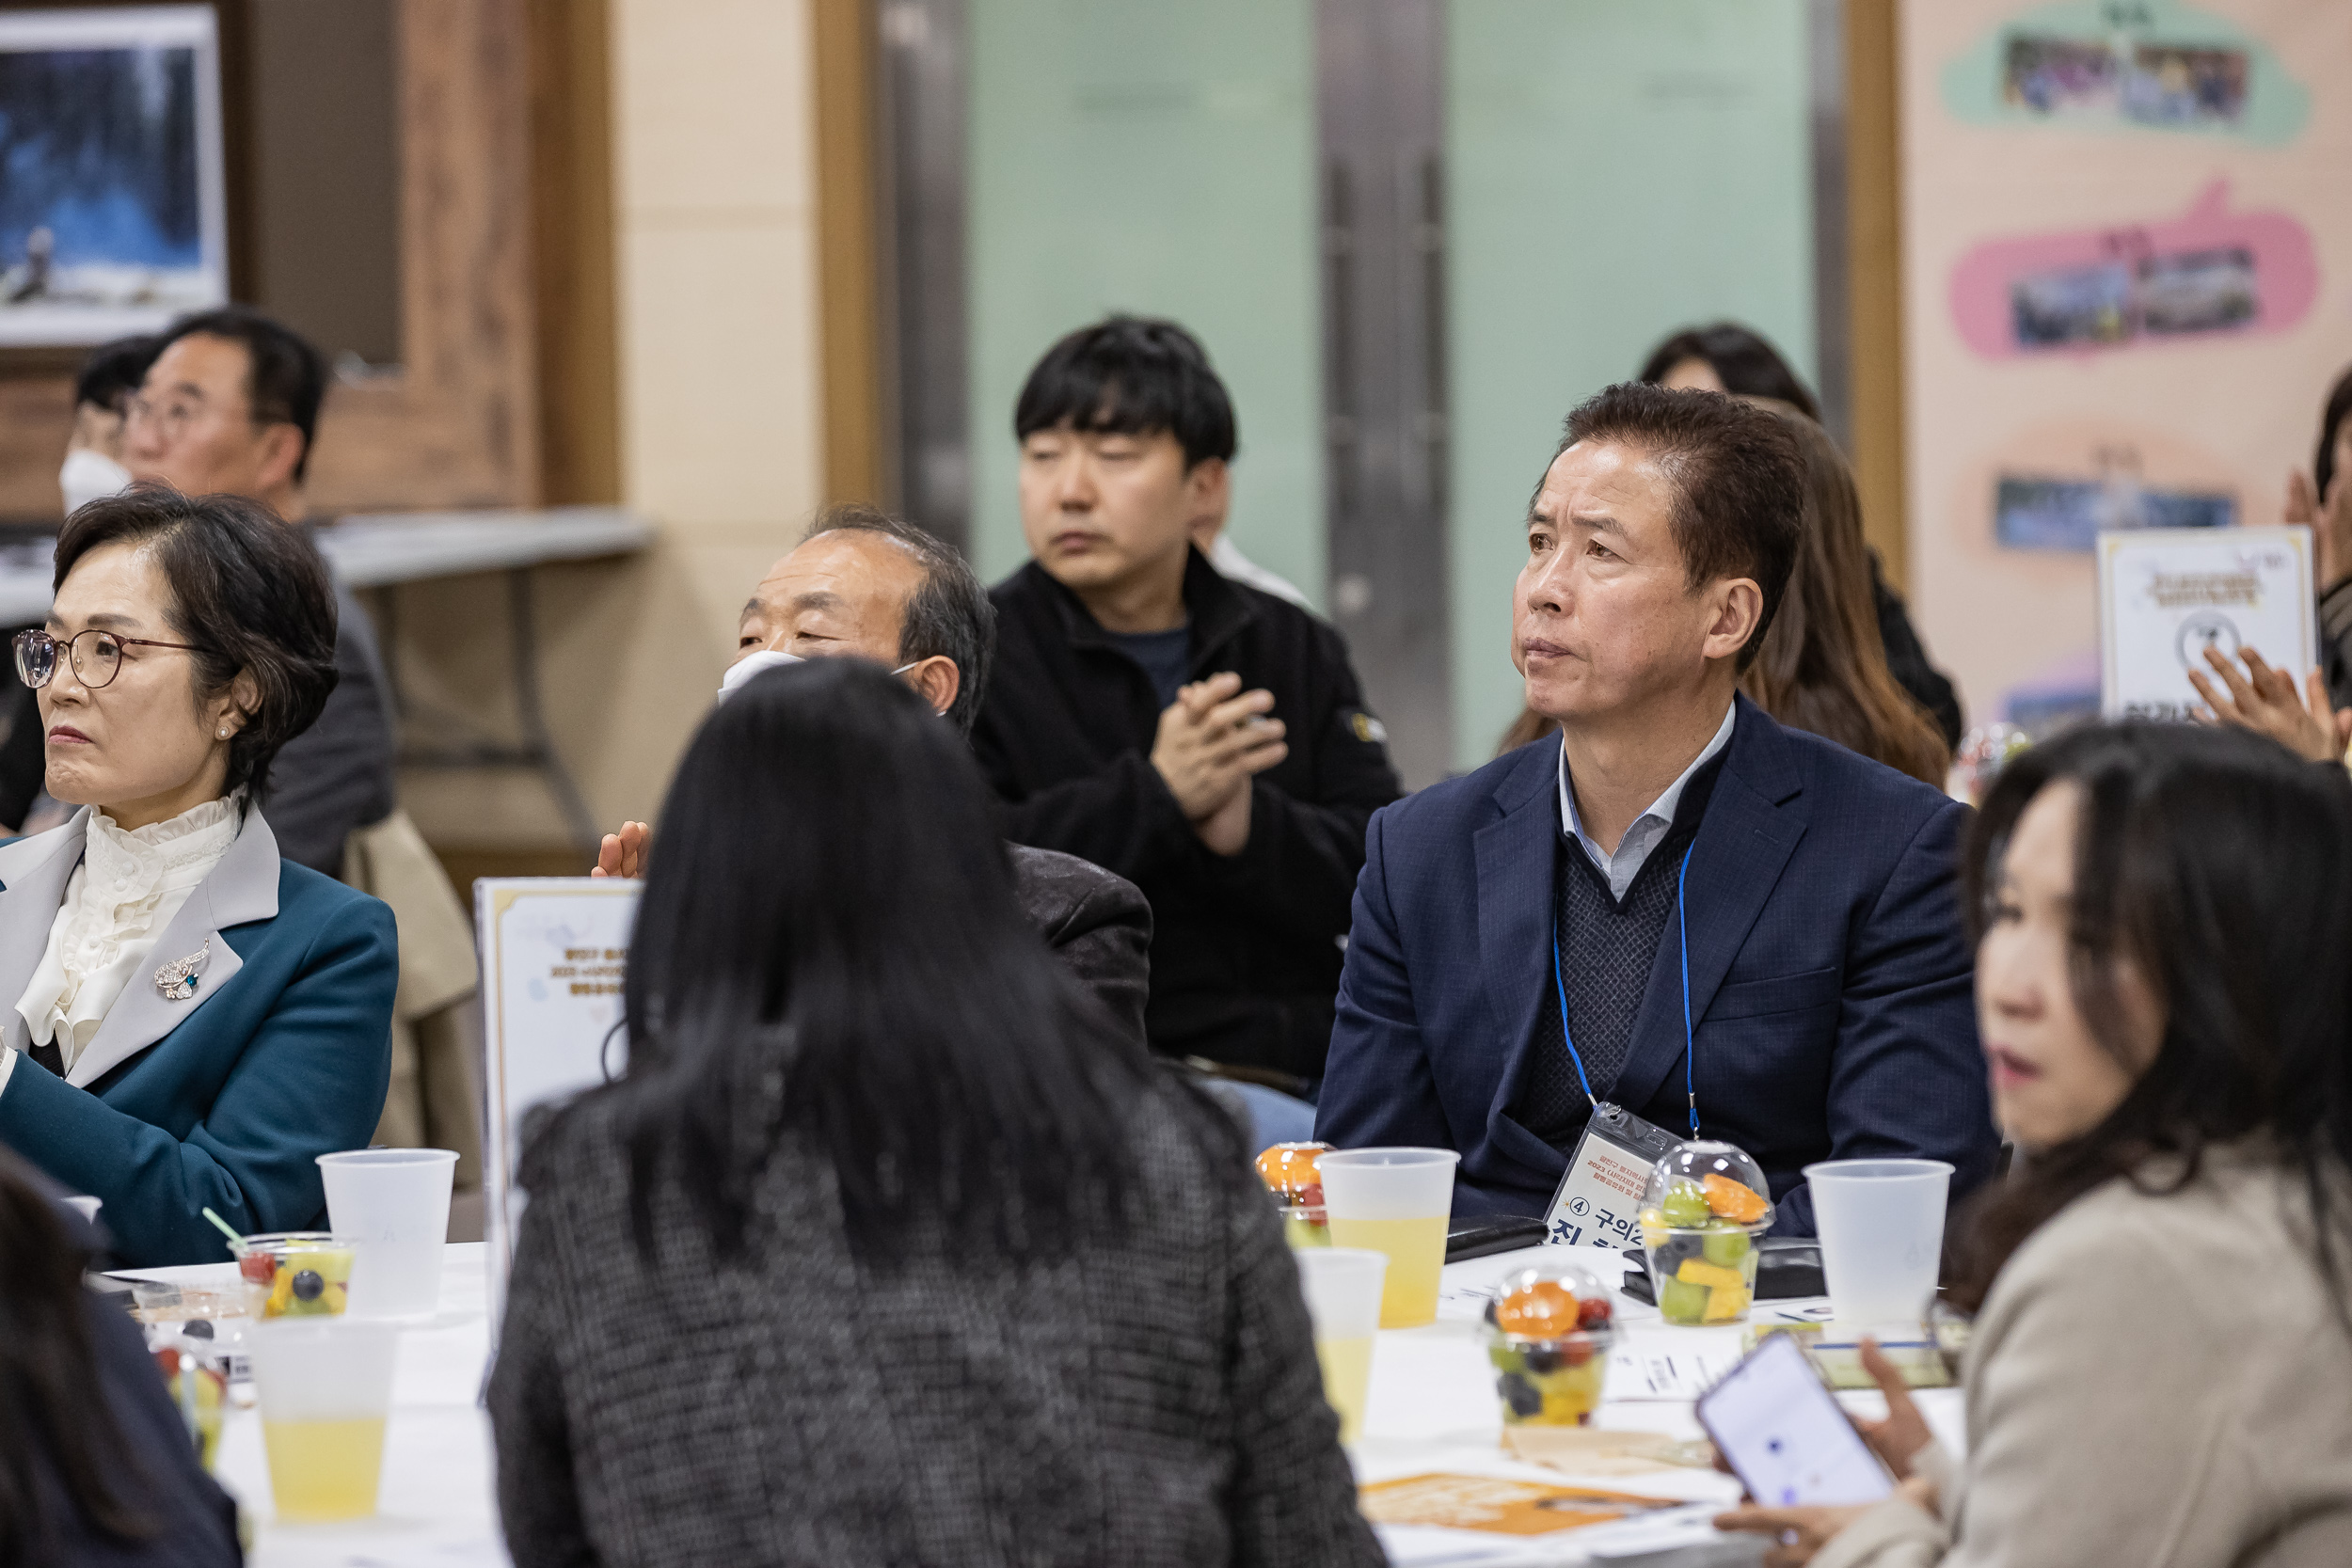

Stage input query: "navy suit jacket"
[
  {"left": 0, "top": 809, "right": 397, "bottom": 1266},
  {"left": 1316, "top": 696, "right": 1998, "bottom": 1236}
]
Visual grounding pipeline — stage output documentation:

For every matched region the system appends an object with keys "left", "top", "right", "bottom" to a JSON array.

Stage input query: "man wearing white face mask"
[
  {"left": 0, "top": 338, "right": 159, "bottom": 832},
  {"left": 594, "top": 505, "right": 1155, "bottom": 1049}
]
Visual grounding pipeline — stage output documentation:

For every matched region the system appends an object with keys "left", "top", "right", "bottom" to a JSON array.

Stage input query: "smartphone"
[{"left": 1694, "top": 1332, "right": 1893, "bottom": 1508}]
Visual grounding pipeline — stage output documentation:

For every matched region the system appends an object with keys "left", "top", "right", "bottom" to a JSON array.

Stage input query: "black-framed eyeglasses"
[{"left": 13, "top": 628, "right": 208, "bottom": 691}]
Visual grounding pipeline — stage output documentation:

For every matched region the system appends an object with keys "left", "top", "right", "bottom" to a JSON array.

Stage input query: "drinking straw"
[{"left": 200, "top": 1207, "right": 244, "bottom": 1251}]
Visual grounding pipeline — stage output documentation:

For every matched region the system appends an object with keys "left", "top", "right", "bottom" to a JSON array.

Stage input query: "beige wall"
[{"left": 400, "top": 0, "right": 825, "bottom": 853}]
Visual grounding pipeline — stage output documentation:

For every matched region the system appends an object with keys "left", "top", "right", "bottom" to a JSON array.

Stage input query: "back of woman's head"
[
  {"left": 619, "top": 657, "right": 1142, "bottom": 1260},
  {"left": 1955, "top": 721, "right": 2352, "bottom": 1308},
  {"left": 0, "top": 1151, "right": 151, "bottom": 1566},
  {"left": 1639, "top": 322, "right": 1821, "bottom": 421},
  {"left": 1739, "top": 412, "right": 1949, "bottom": 785}
]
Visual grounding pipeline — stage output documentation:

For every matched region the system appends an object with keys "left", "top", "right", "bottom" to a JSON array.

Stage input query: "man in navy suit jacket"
[{"left": 1317, "top": 385, "right": 1997, "bottom": 1235}]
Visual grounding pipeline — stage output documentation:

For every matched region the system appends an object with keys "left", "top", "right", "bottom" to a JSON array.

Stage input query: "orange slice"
[{"left": 1702, "top": 1173, "right": 1769, "bottom": 1224}]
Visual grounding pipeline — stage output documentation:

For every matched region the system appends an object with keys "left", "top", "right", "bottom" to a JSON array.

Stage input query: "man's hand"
[
  {"left": 1150, "top": 672, "right": 1287, "bottom": 848},
  {"left": 2188, "top": 645, "right": 2351, "bottom": 764},
  {"left": 1711, "top": 1503, "right": 1872, "bottom": 1567},
  {"left": 593, "top": 820, "right": 649, "bottom": 879}
]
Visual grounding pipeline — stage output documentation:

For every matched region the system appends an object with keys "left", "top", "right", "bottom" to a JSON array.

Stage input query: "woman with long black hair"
[
  {"left": 487, "top": 657, "right": 1379, "bottom": 1566},
  {"left": 0, "top": 1148, "right": 239, "bottom": 1567},
  {"left": 1718, "top": 721, "right": 2352, "bottom": 1565}
]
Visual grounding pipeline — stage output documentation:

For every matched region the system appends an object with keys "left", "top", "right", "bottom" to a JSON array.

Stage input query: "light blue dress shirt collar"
[{"left": 1556, "top": 702, "right": 1738, "bottom": 900}]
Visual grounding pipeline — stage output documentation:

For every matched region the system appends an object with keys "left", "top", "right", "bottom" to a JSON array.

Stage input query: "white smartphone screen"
[{"left": 1696, "top": 1333, "right": 1893, "bottom": 1508}]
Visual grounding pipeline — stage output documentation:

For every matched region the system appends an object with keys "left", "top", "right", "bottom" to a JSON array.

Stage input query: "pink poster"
[{"left": 1899, "top": 0, "right": 2352, "bottom": 730}]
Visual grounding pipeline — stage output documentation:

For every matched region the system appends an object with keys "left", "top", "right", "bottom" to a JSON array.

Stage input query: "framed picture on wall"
[{"left": 0, "top": 6, "right": 228, "bottom": 346}]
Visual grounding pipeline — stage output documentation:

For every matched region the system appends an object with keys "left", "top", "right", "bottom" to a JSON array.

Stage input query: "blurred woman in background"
[
  {"left": 1719, "top": 721, "right": 2352, "bottom": 1566},
  {"left": 489, "top": 657, "right": 1379, "bottom": 1567},
  {"left": 0, "top": 1148, "right": 239, "bottom": 1567},
  {"left": 2289, "top": 363, "right": 2352, "bottom": 710},
  {"left": 1641, "top": 322, "right": 1962, "bottom": 747},
  {"left": 1740, "top": 411, "right": 1952, "bottom": 787}
]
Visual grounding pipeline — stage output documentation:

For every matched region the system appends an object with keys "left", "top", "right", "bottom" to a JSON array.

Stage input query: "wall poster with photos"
[
  {"left": 1899, "top": 0, "right": 2351, "bottom": 731},
  {"left": 0, "top": 6, "right": 228, "bottom": 347}
]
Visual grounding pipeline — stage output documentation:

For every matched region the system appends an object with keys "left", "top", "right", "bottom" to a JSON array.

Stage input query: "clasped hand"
[{"left": 1151, "top": 672, "right": 1287, "bottom": 856}]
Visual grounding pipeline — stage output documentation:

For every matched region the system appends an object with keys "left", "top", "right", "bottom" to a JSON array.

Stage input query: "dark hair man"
[
  {"left": 971, "top": 318, "right": 1402, "bottom": 1081},
  {"left": 119, "top": 307, "right": 394, "bottom": 875},
  {"left": 592, "top": 505, "right": 1152, "bottom": 1045},
  {"left": 1316, "top": 384, "right": 1997, "bottom": 1235}
]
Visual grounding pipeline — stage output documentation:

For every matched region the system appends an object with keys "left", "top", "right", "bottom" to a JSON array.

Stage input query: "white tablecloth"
[{"left": 119, "top": 1240, "right": 1961, "bottom": 1567}]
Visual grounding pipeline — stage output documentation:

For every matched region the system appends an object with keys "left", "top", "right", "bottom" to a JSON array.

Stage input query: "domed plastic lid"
[
  {"left": 1254, "top": 1142, "right": 1329, "bottom": 1202},
  {"left": 1640, "top": 1140, "right": 1775, "bottom": 1233},
  {"left": 1485, "top": 1258, "right": 1614, "bottom": 1339}
]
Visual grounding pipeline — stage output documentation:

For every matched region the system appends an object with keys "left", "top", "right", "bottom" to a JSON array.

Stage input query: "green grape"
[
  {"left": 1660, "top": 1179, "right": 1711, "bottom": 1229},
  {"left": 1701, "top": 1222, "right": 1751, "bottom": 1267},
  {"left": 1658, "top": 1275, "right": 1711, "bottom": 1324}
]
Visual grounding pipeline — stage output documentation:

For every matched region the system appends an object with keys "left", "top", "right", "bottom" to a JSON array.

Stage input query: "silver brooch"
[{"left": 153, "top": 938, "right": 211, "bottom": 1002}]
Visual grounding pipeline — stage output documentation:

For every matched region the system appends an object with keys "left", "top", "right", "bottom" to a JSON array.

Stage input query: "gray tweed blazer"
[{"left": 487, "top": 1069, "right": 1385, "bottom": 1567}]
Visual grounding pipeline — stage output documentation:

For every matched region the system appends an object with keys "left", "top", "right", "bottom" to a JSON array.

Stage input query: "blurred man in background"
[
  {"left": 593, "top": 505, "right": 1153, "bottom": 1047},
  {"left": 972, "top": 317, "right": 1401, "bottom": 1086},
  {"left": 121, "top": 306, "right": 395, "bottom": 875}
]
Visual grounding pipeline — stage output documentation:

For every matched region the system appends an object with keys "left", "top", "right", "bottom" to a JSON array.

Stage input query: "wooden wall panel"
[
  {"left": 1847, "top": 0, "right": 1907, "bottom": 589},
  {"left": 813, "top": 0, "right": 884, "bottom": 507},
  {"left": 529, "top": 0, "right": 619, "bottom": 505},
  {"left": 0, "top": 0, "right": 542, "bottom": 520}
]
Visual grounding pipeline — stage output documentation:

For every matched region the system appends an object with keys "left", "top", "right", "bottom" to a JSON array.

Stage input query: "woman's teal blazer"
[{"left": 0, "top": 808, "right": 397, "bottom": 1266}]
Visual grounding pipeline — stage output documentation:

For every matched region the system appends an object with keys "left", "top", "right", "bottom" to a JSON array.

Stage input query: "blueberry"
[
  {"left": 1652, "top": 1232, "right": 1703, "bottom": 1274},
  {"left": 291, "top": 1269, "right": 325, "bottom": 1303},
  {"left": 183, "top": 1319, "right": 215, "bottom": 1339},
  {"left": 1524, "top": 1344, "right": 1563, "bottom": 1374},
  {"left": 1499, "top": 1372, "right": 1544, "bottom": 1418}
]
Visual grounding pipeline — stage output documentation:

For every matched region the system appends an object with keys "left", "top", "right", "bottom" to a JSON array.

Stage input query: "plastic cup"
[
  {"left": 246, "top": 1320, "right": 401, "bottom": 1522},
  {"left": 1317, "top": 1148, "right": 1458, "bottom": 1328},
  {"left": 319, "top": 1148, "right": 458, "bottom": 1322},
  {"left": 1484, "top": 1259, "right": 1615, "bottom": 1427},
  {"left": 1295, "top": 1247, "right": 1386, "bottom": 1444},
  {"left": 1803, "top": 1158, "right": 1954, "bottom": 1328}
]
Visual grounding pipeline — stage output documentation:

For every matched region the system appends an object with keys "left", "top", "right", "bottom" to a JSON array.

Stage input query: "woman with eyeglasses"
[{"left": 0, "top": 485, "right": 396, "bottom": 1266}]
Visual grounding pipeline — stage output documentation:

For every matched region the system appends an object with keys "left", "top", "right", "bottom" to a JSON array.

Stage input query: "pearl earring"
[{"left": 217, "top": 727, "right": 230, "bottom": 738}]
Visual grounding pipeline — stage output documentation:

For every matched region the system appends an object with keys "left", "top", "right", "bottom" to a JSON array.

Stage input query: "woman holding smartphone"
[{"left": 1719, "top": 721, "right": 2352, "bottom": 1566}]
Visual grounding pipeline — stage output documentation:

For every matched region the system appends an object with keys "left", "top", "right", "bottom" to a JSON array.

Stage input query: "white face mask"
[
  {"left": 716, "top": 648, "right": 803, "bottom": 703},
  {"left": 58, "top": 448, "right": 132, "bottom": 516}
]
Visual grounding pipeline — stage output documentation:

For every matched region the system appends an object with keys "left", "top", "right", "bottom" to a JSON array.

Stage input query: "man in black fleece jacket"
[{"left": 972, "top": 318, "right": 1401, "bottom": 1082}]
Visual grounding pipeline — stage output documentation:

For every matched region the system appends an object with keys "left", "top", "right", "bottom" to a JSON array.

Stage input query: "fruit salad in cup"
[
  {"left": 1482, "top": 1261, "right": 1616, "bottom": 1426},
  {"left": 1254, "top": 1142, "right": 1331, "bottom": 1249},
  {"left": 231, "top": 1232, "right": 358, "bottom": 1319},
  {"left": 1637, "top": 1141, "right": 1775, "bottom": 1326}
]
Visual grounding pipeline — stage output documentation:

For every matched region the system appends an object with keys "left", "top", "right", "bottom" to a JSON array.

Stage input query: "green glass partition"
[
  {"left": 1445, "top": 0, "right": 1817, "bottom": 768},
  {"left": 965, "top": 0, "right": 1324, "bottom": 602}
]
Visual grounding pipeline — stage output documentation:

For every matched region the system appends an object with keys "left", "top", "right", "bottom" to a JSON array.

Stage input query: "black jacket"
[
  {"left": 1009, "top": 845, "right": 1152, "bottom": 1051},
  {"left": 974, "top": 552, "right": 1402, "bottom": 1078}
]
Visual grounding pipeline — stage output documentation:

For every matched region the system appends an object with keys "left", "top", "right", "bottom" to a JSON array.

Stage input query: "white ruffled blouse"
[{"left": 12, "top": 797, "right": 242, "bottom": 1078}]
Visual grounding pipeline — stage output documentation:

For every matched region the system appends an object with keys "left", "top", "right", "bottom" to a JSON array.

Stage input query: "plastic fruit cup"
[
  {"left": 231, "top": 1233, "right": 358, "bottom": 1320},
  {"left": 1256, "top": 1142, "right": 1332, "bottom": 1252},
  {"left": 1639, "top": 1140, "right": 1776, "bottom": 1327},
  {"left": 1484, "top": 1259, "right": 1616, "bottom": 1426}
]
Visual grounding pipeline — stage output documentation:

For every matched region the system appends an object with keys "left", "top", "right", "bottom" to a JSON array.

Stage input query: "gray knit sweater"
[{"left": 486, "top": 1071, "right": 1386, "bottom": 1567}]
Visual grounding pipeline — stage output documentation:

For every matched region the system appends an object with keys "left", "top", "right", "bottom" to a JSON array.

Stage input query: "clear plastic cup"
[
  {"left": 1483, "top": 1259, "right": 1616, "bottom": 1426},
  {"left": 246, "top": 1320, "right": 401, "bottom": 1522},
  {"left": 1317, "top": 1148, "right": 1459, "bottom": 1328},
  {"left": 1638, "top": 1141, "right": 1775, "bottom": 1326},
  {"left": 1295, "top": 1247, "right": 1386, "bottom": 1444},
  {"left": 231, "top": 1232, "right": 358, "bottom": 1319},
  {"left": 1803, "top": 1158, "right": 1953, "bottom": 1328},
  {"left": 319, "top": 1148, "right": 458, "bottom": 1322}
]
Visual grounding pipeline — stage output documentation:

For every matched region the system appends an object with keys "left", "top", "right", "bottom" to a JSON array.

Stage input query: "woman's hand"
[
  {"left": 2188, "top": 646, "right": 2350, "bottom": 764},
  {"left": 1852, "top": 1337, "right": 1934, "bottom": 1479},
  {"left": 2290, "top": 469, "right": 2352, "bottom": 594},
  {"left": 1713, "top": 1503, "right": 1874, "bottom": 1566}
]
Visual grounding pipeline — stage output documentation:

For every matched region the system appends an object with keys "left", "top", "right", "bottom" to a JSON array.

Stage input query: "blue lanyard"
[{"left": 1549, "top": 839, "right": 1700, "bottom": 1137}]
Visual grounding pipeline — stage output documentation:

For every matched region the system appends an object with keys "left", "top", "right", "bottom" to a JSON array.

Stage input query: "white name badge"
[{"left": 1543, "top": 1102, "right": 1683, "bottom": 1249}]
